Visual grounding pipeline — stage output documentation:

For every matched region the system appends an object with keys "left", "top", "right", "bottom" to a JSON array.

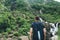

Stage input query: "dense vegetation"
[{"left": 0, "top": 0, "right": 60, "bottom": 38}]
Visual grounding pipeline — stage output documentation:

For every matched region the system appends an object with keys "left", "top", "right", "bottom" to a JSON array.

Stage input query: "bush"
[
  {"left": 13, "top": 31, "right": 19, "bottom": 37},
  {"left": 6, "top": 28, "right": 12, "bottom": 34}
]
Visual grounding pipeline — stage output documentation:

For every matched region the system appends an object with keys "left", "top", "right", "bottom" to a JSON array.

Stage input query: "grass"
[
  {"left": 58, "top": 28, "right": 60, "bottom": 40},
  {"left": 58, "top": 36, "right": 60, "bottom": 40}
]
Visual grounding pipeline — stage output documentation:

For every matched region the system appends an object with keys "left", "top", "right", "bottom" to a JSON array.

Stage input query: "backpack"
[{"left": 32, "top": 22, "right": 44, "bottom": 40}]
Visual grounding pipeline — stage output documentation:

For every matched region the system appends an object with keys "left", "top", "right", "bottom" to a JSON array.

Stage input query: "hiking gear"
[{"left": 31, "top": 22, "right": 45, "bottom": 40}]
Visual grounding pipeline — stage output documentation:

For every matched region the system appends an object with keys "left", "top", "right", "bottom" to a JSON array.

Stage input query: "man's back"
[
  {"left": 31, "top": 22, "right": 44, "bottom": 40},
  {"left": 30, "top": 16, "right": 46, "bottom": 40}
]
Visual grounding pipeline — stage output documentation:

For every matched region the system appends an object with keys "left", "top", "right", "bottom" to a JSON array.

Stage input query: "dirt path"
[
  {"left": 50, "top": 35, "right": 58, "bottom": 40},
  {"left": 20, "top": 36, "right": 29, "bottom": 40},
  {"left": 0, "top": 35, "right": 58, "bottom": 40}
]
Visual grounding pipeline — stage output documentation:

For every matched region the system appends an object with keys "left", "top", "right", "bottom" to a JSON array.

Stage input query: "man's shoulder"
[
  {"left": 31, "top": 22, "right": 36, "bottom": 25},
  {"left": 39, "top": 22, "right": 44, "bottom": 25},
  {"left": 32, "top": 22, "right": 43, "bottom": 24}
]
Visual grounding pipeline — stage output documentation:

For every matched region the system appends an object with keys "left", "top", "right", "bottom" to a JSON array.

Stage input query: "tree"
[{"left": 4, "top": 0, "right": 29, "bottom": 11}]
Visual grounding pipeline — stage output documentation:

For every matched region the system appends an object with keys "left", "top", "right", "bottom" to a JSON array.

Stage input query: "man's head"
[{"left": 35, "top": 16, "right": 40, "bottom": 22}]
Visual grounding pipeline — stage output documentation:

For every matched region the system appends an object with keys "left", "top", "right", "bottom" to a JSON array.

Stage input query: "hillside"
[{"left": 0, "top": 0, "right": 60, "bottom": 39}]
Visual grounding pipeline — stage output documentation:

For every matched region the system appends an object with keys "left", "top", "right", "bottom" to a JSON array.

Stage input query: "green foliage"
[
  {"left": 13, "top": 31, "right": 19, "bottom": 36},
  {"left": 6, "top": 28, "right": 11, "bottom": 34},
  {"left": 28, "top": 0, "right": 44, "bottom": 4},
  {"left": 40, "top": 14, "right": 55, "bottom": 22},
  {"left": 0, "top": 12, "right": 11, "bottom": 32},
  {"left": 0, "top": 0, "right": 60, "bottom": 37},
  {"left": 4, "top": 0, "right": 29, "bottom": 11}
]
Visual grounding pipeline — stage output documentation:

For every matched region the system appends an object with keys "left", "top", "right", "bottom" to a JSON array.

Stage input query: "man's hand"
[
  {"left": 29, "top": 28, "right": 33, "bottom": 40},
  {"left": 43, "top": 28, "right": 46, "bottom": 40},
  {"left": 30, "top": 37, "right": 32, "bottom": 40}
]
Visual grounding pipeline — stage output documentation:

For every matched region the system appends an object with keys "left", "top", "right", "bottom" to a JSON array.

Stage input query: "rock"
[
  {"left": 0, "top": 38, "right": 4, "bottom": 40},
  {"left": 20, "top": 36, "right": 29, "bottom": 40},
  {"left": 7, "top": 38, "right": 12, "bottom": 40},
  {"left": 8, "top": 34, "right": 13, "bottom": 38},
  {"left": 0, "top": 34, "right": 2, "bottom": 38}
]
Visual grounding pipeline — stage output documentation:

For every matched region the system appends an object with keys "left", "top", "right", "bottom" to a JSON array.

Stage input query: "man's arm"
[
  {"left": 30, "top": 28, "right": 33, "bottom": 40},
  {"left": 43, "top": 28, "right": 46, "bottom": 40}
]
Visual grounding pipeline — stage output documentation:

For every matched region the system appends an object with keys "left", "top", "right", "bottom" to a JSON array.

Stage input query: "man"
[{"left": 30, "top": 16, "right": 46, "bottom": 40}]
